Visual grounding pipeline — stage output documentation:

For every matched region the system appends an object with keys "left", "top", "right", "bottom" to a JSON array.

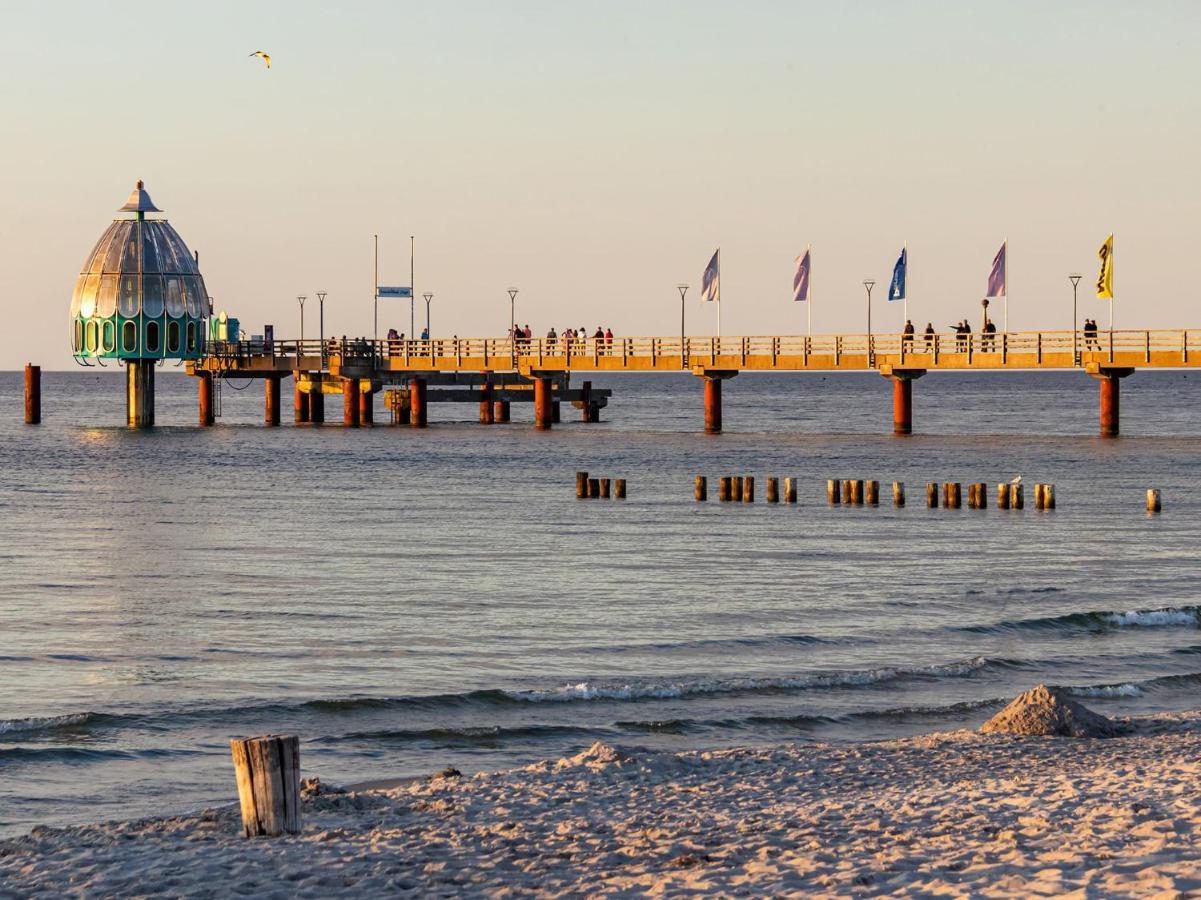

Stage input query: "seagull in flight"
[{"left": 248, "top": 50, "right": 271, "bottom": 69}]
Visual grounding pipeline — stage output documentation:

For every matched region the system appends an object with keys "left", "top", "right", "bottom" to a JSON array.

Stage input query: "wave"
[
  {"left": 0, "top": 746, "right": 197, "bottom": 763},
  {"left": 963, "top": 605, "right": 1201, "bottom": 635},
  {"left": 588, "top": 633, "right": 839, "bottom": 655},
  {"left": 0, "top": 713, "right": 108, "bottom": 736}
]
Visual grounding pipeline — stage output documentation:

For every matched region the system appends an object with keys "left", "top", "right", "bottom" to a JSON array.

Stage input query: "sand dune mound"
[{"left": 981, "top": 684, "right": 1116, "bottom": 737}]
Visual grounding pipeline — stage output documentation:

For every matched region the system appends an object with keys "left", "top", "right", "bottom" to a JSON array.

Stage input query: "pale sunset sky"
[{"left": 2, "top": 0, "right": 1199, "bottom": 368}]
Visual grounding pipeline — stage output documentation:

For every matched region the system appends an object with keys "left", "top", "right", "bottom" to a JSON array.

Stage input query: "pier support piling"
[
  {"left": 199, "top": 372, "right": 215, "bottom": 426},
  {"left": 265, "top": 375, "right": 281, "bottom": 426},
  {"left": 343, "top": 377, "right": 360, "bottom": 427},
  {"left": 704, "top": 378, "right": 722, "bottom": 434},
  {"left": 409, "top": 378, "right": 427, "bottom": 427},
  {"left": 884, "top": 369, "right": 925, "bottom": 435},
  {"left": 494, "top": 400, "right": 510, "bottom": 423},
  {"left": 293, "top": 378, "right": 309, "bottom": 424},
  {"left": 310, "top": 388, "right": 325, "bottom": 424},
  {"left": 360, "top": 385, "right": 374, "bottom": 425},
  {"left": 1093, "top": 368, "right": 1133, "bottom": 437},
  {"left": 479, "top": 376, "right": 494, "bottom": 423},
  {"left": 126, "top": 360, "right": 155, "bottom": 428},
  {"left": 534, "top": 376, "right": 553, "bottom": 430},
  {"left": 24, "top": 364, "right": 40, "bottom": 424}
]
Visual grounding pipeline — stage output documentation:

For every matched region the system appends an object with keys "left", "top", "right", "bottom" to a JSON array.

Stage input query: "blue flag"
[{"left": 888, "top": 247, "right": 907, "bottom": 302}]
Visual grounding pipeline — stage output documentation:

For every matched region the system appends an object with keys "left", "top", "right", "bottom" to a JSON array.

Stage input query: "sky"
[{"left": 2, "top": 0, "right": 1200, "bottom": 369}]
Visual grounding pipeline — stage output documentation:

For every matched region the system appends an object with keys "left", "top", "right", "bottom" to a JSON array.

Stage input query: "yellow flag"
[{"left": 1096, "top": 234, "right": 1114, "bottom": 299}]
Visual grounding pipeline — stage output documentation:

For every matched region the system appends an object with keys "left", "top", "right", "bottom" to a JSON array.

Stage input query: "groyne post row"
[{"left": 575, "top": 472, "right": 626, "bottom": 499}]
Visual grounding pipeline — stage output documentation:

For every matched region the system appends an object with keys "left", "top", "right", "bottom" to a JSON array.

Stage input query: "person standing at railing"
[
  {"left": 605, "top": 327, "right": 614, "bottom": 354},
  {"left": 903, "top": 319, "right": 914, "bottom": 350},
  {"left": 924, "top": 322, "right": 935, "bottom": 351},
  {"left": 983, "top": 318, "right": 997, "bottom": 351},
  {"left": 547, "top": 326, "right": 557, "bottom": 343},
  {"left": 420, "top": 326, "right": 429, "bottom": 341}
]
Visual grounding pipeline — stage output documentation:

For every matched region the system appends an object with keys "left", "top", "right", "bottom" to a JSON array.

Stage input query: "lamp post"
[
  {"left": 423, "top": 292, "right": 433, "bottom": 340},
  {"left": 507, "top": 288, "right": 518, "bottom": 338},
  {"left": 1069, "top": 273, "right": 1082, "bottom": 365},
  {"left": 316, "top": 291, "right": 327, "bottom": 365},
  {"left": 677, "top": 284, "right": 689, "bottom": 363},
  {"left": 863, "top": 277, "right": 875, "bottom": 336},
  {"left": 297, "top": 295, "right": 307, "bottom": 347}
]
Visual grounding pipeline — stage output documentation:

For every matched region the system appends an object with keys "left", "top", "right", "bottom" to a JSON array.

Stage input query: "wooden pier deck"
[{"left": 187, "top": 329, "right": 1201, "bottom": 435}]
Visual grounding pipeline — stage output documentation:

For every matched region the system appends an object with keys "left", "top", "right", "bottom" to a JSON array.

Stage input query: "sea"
[{"left": 2, "top": 368, "right": 1200, "bottom": 837}]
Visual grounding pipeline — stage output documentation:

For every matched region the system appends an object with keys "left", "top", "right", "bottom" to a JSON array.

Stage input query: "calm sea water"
[{"left": 2, "top": 368, "right": 1200, "bottom": 837}]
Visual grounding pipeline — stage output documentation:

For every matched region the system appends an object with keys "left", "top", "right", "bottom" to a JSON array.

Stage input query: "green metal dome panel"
[{"left": 70, "top": 181, "right": 209, "bottom": 363}]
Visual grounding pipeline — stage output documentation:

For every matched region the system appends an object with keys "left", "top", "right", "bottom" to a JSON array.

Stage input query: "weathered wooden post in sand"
[{"left": 230, "top": 735, "right": 301, "bottom": 838}]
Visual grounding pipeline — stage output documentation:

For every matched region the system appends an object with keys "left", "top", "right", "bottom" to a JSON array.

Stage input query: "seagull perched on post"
[
  {"left": 1010, "top": 475, "right": 1022, "bottom": 486},
  {"left": 248, "top": 50, "right": 271, "bottom": 69}
]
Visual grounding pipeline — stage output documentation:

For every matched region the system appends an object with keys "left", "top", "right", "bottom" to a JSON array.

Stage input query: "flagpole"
[
  {"left": 717, "top": 248, "right": 722, "bottom": 338},
  {"left": 373, "top": 234, "right": 379, "bottom": 343},
  {"left": 807, "top": 244, "right": 812, "bottom": 337},
  {"left": 903, "top": 240, "right": 908, "bottom": 331},
  {"left": 410, "top": 235, "right": 415, "bottom": 339},
  {"left": 1003, "top": 238, "right": 1009, "bottom": 333}
]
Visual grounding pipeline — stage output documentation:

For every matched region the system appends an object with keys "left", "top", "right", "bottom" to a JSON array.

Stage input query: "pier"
[{"left": 186, "top": 328, "right": 1201, "bottom": 436}]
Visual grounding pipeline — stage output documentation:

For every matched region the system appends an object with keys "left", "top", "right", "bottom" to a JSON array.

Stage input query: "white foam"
[
  {"left": 1103, "top": 608, "right": 1200, "bottom": 627},
  {"left": 0, "top": 713, "right": 91, "bottom": 735},
  {"left": 1066, "top": 683, "right": 1143, "bottom": 698}
]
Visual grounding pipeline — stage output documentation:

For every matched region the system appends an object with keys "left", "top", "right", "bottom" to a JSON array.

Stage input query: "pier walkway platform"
[{"left": 188, "top": 329, "right": 1201, "bottom": 436}]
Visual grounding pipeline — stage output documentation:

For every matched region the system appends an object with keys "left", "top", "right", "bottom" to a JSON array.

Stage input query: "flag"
[
  {"left": 792, "top": 249, "right": 811, "bottom": 302},
  {"left": 987, "top": 242, "right": 1006, "bottom": 298},
  {"left": 702, "top": 249, "right": 720, "bottom": 303},
  {"left": 1096, "top": 234, "right": 1113, "bottom": 299},
  {"left": 888, "top": 247, "right": 907, "bottom": 301}
]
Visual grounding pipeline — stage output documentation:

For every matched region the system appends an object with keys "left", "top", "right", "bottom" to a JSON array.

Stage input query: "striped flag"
[
  {"left": 702, "top": 249, "right": 720, "bottom": 303},
  {"left": 987, "top": 242, "right": 1006, "bottom": 298},
  {"left": 792, "top": 249, "right": 811, "bottom": 302}
]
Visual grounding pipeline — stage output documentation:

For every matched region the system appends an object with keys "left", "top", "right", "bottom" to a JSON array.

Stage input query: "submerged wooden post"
[
  {"left": 865, "top": 480, "right": 879, "bottom": 505},
  {"left": 732, "top": 476, "right": 744, "bottom": 502},
  {"left": 927, "top": 482, "right": 939, "bottom": 508},
  {"left": 718, "top": 476, "right": 731, "bottom": 502},
  {"left": 1013, "top": 483, "right": 1024, "bottom": 509},
  {"left": 600, "top": 478, "right": 611, "bottom": 499},
  {"left": 783, "top": 477, "right": 797, "bottom": 503},
  {"left": 587, "top": 477, "right": 600, "bottom": 499},
  {"left": 1147, "top": 488, "right": 1161, "bottom": 512},
  {"left": 841, "top": 479, "right": 853, "bottom": 504},
  {"left": 743, "top": 476, "right": 755, "bottom": 502},
  {"left": 24, "top": 364, "right": 41, "bottom": 424},
  {"left": 828, "top": 479, "right": 840, "bottom": 505},
  {"left": 766, "top": 477, "right": 779, "bottom": 503},
  {"left": 230, "top": 734, "right": 301, "bottom": 838},
  {"left": 1044, "top": 483, "right": 1056, "bottom": 509},
  {"left": 997, "top": 483, "right": 1011, "bottom": 509},
  {"left": 948, "top": 483, "right": 962, "bottom": 509},
  {"left": 695, "top": 476, "right": 708, "bottom": 501},
  {"left": 893, "top": 481, "right": 905, "bottom": 506},
  {"left": 576, "top": 471, "right": 589, "bottom": 499},
  {"left": 614, "top": 479, "right": 626, "bottom": 499},
  {"left": 975, "top": 483, "right": 987, "bottom": 508},
  {"left": 850, "top": 479, "right": 864, "bottom": 505}
]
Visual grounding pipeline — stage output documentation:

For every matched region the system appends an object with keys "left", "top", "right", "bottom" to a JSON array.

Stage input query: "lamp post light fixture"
[
  {"left": 423, "top": 292, "right": 433, "bottom": 340},
  {"left": 507, "top": 288, "right": 518, "bottom": 338},
  {"left": 1069, "top": 273, "right": 1083, "bottom": 365},
  {"left": 316, "top": 291, "right": 327, "bottom": 364},
  {"left": 297, "top": 295, "right": 307, "bottom": 346},
  {"left": 863, "top": 278, "right": 875, "bottom": 338},
  {"left": 677, "top": 284, "right": 689, "bottom": 362}
]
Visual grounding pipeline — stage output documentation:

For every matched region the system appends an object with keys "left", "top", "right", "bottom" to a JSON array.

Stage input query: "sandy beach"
[{"left": 2, "top": 708, "right": 1200, "bottom": 897}]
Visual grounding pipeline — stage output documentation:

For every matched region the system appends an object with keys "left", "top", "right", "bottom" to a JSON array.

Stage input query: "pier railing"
[{"left": 202, "top": 329, "right": 1201, "bottom": 374}]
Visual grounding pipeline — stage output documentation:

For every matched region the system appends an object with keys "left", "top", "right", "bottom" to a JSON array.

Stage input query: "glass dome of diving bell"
[{"left": 70, "top": 180, "right": 210, "bottom": 362}]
